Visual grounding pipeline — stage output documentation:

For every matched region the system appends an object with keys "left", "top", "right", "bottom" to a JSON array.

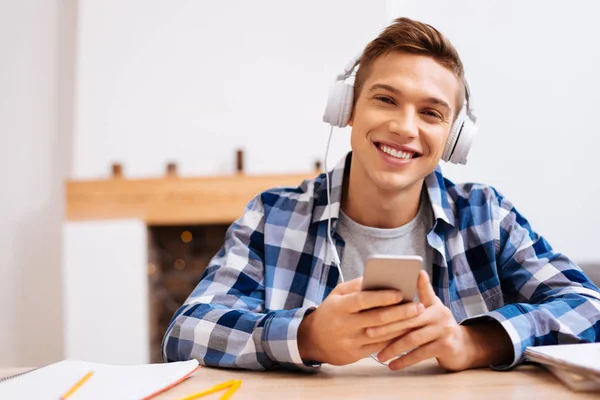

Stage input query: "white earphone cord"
[
  {"left": 323, "top": 124, "right": 392, "bottom": 367},
  {"left": 323, "top": 124, "right": 343, "bottom": 283}
]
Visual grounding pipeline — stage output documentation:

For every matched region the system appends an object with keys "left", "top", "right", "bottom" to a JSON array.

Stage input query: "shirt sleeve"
[
  {"left": 161, "top": 195, "right": 319, "bottom": 371},
  {"left": 461, "top": 192, "right": 600, "bottom": 370}
]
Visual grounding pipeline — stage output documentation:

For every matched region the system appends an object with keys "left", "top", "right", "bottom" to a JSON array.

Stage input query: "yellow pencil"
[
  {"left": 177, "top": 379, "right": 241, "bottom": 400},
  {"left": 60, "top": 370, "right": 94, "bottom": 400},
  {"left": 220, "top": 380, "right": 241, "bottom": 400}
]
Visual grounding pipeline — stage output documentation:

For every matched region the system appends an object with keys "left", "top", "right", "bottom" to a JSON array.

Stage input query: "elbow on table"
[{"left": 161, "top": 317, "right": 203, "bottom": 364}]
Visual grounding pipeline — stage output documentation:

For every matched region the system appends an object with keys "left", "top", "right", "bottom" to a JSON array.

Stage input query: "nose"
[{"left": 387, "top": 108, "right": 418, "bottom": 139}]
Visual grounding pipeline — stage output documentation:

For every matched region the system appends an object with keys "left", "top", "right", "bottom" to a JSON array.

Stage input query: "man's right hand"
[{"left": 297, "top": 277, "right": 425, "bottom": 366}]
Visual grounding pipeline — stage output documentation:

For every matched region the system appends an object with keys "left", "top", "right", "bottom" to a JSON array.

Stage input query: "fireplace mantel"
[{"left": 65, "top": 170, "right": 320, "bottom": 225}]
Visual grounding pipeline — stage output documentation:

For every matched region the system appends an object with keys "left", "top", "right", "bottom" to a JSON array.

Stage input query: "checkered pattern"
[{"left": 162, "top": 152, "right": 600, "bottom": 371}]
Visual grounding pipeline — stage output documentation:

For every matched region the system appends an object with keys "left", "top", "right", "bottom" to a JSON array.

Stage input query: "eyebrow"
[{"left": 368, "top": 83, "right": 451, "bottom": 114}]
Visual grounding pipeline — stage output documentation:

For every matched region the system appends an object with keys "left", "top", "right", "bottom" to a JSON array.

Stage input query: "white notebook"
[
  {"left": 524, "top": 343, "right": 600, "bottom": 392},
  {"left": 0, "top": 359, "right": 200, "bottom": 399}
]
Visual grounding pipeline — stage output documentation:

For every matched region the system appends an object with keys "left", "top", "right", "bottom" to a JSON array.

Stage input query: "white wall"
[
  {"left": 0, "top": 1, "right": 77, "bottom": 367},
  {"left": 72, "top": 1, "right": 600, "bottom": 263},
  {"left": 72, "top": 0, "right": 388, "bottom": 180},
  {"left": 385, "top": 0, "right": 600, "bottom": 262}
]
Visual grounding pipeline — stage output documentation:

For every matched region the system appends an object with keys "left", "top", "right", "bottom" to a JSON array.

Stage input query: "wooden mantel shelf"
[{"left": 65, "top": 171, "right": 320, "bottom": 225}]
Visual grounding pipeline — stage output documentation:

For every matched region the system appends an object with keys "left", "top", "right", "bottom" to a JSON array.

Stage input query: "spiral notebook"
[{"left": 0, "top": 359, "right": 200, "bottom": 399}]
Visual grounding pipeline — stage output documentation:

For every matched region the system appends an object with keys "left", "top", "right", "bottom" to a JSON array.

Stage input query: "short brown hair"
[{"left": 354, "top": 17, "right": 465, "bottom": 117}]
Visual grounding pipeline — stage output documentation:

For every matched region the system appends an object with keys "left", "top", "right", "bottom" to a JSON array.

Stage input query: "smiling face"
[{"left": 348, "top": 51, "right": 461, "bottom": 194}]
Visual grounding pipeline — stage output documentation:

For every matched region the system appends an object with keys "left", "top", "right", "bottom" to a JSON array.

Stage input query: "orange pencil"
[{"left": 60, "top": 370, "right": 94, "bottom": 400}]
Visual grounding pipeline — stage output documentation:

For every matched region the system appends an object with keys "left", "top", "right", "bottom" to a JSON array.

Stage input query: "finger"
[
  {"left": 364, "top": 328, "right": 412, "bottom": 345},
  {"left": 377, "top": 323, "right": 442, "bottom": 363},
  {"left": 360, "top": 301, "right": 425, "bottom": 329},
  {"left": 360, "top": 339, "right": 395, "bottom": 357},
  {"left": 417, "top": 270, "right": 438, "bottom": 307},
  {"left": 364, "top": 304, "right": 436, "bottom": 340},
  {"left": 332, "top": 277, "right": 363, "bottom": 295},
  {"left": 387, "top": 340, "right": 441, "bottom": 371},
  {"left": 344, "top": 290, "right": 402, "bottom": 313}
]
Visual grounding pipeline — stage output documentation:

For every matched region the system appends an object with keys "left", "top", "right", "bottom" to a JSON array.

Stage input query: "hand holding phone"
[{"left": 298, "top": 256, "right": 426, "bottom": 366}]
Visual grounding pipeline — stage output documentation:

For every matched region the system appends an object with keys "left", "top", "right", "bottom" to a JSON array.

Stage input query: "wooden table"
[{"left": 2, "top": 358, "right": 596, "bottom": 399}]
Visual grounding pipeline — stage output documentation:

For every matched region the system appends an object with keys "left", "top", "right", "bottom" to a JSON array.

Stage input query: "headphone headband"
[
  {"left": 336, "top": 52, "right": 361, "bottom": 81},
  {"left": 463, "top": 78, "right": 477, "bottom": 124}
]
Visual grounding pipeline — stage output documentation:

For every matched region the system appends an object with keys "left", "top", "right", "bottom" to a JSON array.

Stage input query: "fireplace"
[{"left": 147, "top": 223, "right": 229, "bottom": 362}]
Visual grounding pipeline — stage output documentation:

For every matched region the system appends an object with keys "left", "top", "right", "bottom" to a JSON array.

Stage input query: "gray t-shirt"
[{"left": 336, "top": 192, "right": 434, "bottom": 282}]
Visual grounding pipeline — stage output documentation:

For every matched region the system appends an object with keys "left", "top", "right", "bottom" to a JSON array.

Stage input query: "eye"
[
  {"left": 421, "top": 109, "right": 443, "bottom": 120},
  {"left": 375, "top": 96, "right": 395, "bottom": 105}
]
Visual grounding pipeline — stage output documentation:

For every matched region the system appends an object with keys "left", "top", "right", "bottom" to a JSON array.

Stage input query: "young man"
[{"left": 162, "top": 17, "right": 600, "bottom": 372}]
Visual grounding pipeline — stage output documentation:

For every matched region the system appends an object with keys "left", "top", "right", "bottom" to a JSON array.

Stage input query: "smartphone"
[{"left": 361, "top": 255, "right": 423, "bottom": 303}]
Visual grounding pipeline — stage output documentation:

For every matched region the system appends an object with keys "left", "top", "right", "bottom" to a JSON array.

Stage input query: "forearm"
[
  {"left": 297, "top": 309, "right": 319, "bottom": 362},
  {"left": 462, "top": 320, "right": 513, "bottom": 368},
  {"left": 162, "top": 302, "right": 318, "bottom": 371},
  {"left": 162, "top": 302, "right": 269, "bottom": 370},
  {"left": 462, "top": 290, "right": 600, "bottom": 369}
]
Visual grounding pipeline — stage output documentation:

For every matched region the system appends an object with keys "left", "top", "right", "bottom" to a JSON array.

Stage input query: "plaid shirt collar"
[{"left": 312, "top": 151, "right": 456, "bottom": 228}]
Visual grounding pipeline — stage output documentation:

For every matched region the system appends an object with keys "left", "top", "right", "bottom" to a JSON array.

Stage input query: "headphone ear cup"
[
  {"left": 449, "top": 117, "right": 478, "bottom": 165},
  {"left": 323, "top": 82, "right": 354, "bottom": 127},
  {"left": 442, "top": 110, "right": 464, "bottom": 163},
  {"left": 442, "top": 107, "right": 478, "bottom": 165}
]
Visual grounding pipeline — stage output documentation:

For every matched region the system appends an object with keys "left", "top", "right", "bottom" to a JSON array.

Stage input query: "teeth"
[{"left": 379, "top": 144, "right": 414, "bottom": 159}]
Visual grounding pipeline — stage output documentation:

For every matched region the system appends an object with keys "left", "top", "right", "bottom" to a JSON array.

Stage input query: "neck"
[{"left": 341, "top": 160, "right": 424, "bottom": 229}]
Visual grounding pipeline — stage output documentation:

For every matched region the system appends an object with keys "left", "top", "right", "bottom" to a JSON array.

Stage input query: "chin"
[{"left": 369, "top": 171, "right": 418, "bottom": 192}]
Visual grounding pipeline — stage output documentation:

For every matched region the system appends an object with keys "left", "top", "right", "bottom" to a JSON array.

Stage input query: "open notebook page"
[{"left": 0, "top": 359, "right": 199, "bottom": 400}]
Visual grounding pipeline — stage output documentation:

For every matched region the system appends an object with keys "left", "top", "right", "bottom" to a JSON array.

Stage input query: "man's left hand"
[{"left": 366, "top": 271, "right": 512, "bottom": 371}]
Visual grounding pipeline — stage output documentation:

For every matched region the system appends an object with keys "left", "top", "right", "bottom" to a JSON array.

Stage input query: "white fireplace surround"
[{"left": 63, "top": 220, "right": 150, "bottom": 364}]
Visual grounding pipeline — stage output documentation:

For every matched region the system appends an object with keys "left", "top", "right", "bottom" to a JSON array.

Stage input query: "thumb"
[
  {"left": 332, "top": 277, "right": 363, "bottom": 295},
  {"left": 417, "top": 270, "right": 438, "bottom": 307}
]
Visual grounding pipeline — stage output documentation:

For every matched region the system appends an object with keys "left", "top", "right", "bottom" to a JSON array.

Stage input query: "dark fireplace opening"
[{"left": 147, "top": 223, "right": 229, "bottom": 363}]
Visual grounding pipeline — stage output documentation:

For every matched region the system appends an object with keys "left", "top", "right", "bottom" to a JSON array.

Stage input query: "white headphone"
[{"left": 322, "top": 53, "right": 478, "bottom": 165}]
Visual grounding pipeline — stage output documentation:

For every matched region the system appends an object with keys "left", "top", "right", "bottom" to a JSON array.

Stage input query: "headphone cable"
[
  {"left": 324, "top": 124, "right": 342, "bottom": 281},
  {"left": 323, "top": 125, "right": 392, "bottom": 367}
]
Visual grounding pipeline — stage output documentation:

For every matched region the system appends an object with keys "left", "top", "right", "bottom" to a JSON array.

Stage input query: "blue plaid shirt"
[{"left": 162, "top": 152, "right": 600, "bottom": 371}]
